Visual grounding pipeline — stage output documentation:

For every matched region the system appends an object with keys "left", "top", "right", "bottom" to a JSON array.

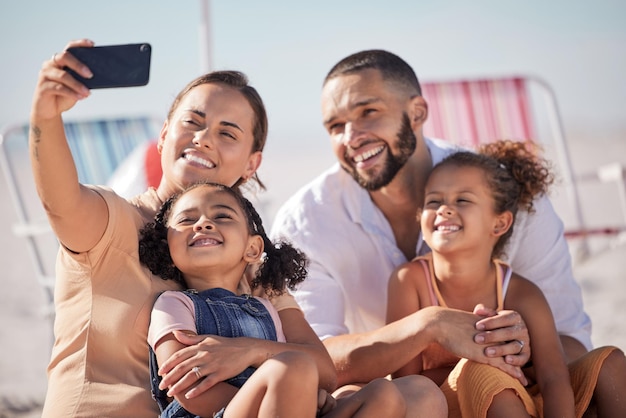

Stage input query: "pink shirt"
[{"left": 148, "top": 290, "right": 287, "bottom": 349}]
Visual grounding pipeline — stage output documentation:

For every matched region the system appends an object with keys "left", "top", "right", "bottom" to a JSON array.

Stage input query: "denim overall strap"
[
  {"left": 190, "top": 288, "right": 277, "bottom": 341},
  {"left": 188, "top": 288, "right": 277, "bottom": 388},
  {"left": 151, "top": 288, "right": 278, "bottom": 417}
]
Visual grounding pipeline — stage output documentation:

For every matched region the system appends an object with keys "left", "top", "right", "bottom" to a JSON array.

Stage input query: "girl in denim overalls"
[{"left": 139, "top": 182, "right": 326, "bottom": 417}]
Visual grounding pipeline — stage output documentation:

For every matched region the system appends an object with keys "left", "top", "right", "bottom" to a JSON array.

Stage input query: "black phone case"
[{"left": 65, "top": 43, "right": 151, "bottom": 89}]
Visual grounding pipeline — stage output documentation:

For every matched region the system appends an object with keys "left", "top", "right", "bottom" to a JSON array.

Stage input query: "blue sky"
[{"left": 1, "top": 0, "right": 625, "bottom": 165}]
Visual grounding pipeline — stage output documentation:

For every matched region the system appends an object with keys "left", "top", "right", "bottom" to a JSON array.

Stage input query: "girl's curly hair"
[
  {"left": 139, "top": 182, "right": 308, "bottom": 294},
  {"left": 431, "top": 139, "right": 554, "bottom": 258}
]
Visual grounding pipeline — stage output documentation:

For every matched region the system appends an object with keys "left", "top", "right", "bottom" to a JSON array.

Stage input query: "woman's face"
[{"left": 158, "top": 83, "right": 262, "bottom": 193}]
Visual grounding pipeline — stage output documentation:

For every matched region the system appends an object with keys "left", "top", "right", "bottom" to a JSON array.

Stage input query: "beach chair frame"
[
  {"left": 0, "top": 116, "right": 162, "bottom": 318},
  {"left": 420, "top": 76, "right": 626, "bottom": 259}
]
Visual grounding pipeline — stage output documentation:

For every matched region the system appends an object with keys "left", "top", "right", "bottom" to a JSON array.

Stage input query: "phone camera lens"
[{"left": 140, "top": 44, "right": 150, "bottom": 53}]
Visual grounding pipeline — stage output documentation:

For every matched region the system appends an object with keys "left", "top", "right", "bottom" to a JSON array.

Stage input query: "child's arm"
[
  {"left": 160, "top": 309, "right": 338, "bottom": 399},
  {"left": 386, "top": 261, "right": 426, "bottom": 377},
  {"left": 149, "top": 292, "right": 237, "bottom": 416},
  {"left": 506, "top": 275, "right": 575, "bottom": 418},
  {"left": 278, "top": 308, "right": 338, "bottom": 392},
  {"left": 154, "top": 333, "right": 237, "bottom": 416}
]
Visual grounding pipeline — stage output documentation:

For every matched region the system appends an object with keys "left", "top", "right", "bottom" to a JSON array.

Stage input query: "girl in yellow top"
[{"left": 387, "top": 140, "right": 626, "bottom": 418}]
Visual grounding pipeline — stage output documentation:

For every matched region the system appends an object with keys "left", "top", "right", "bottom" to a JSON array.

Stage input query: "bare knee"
[
  {"left": 599, "top": 348, "right": 626, "bottom": 379},
  {"left": 487, "top": 389, "right": 530, "bottom": 418},
  {"left": 253, "top": 351, "right": 319, "bottom": 417},
  {"left": 595, "top": 348, "right": 626, "bottom": 396},
  {"left": 594, "top": 347, "right": 626, "bottom": 418},
  {"left": 268, "top": 351, "right": 318, "bottom": 383},
  {"left": 394, "top": 375, "right": 447, "bottom": 418},
  {"left": 362, "top": 378, "right": 406, "bottom": 416}
]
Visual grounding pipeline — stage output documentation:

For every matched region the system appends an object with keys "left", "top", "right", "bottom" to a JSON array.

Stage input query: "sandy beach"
[{"left": 0, "top": 137, "right": 624, "bottom": 418}]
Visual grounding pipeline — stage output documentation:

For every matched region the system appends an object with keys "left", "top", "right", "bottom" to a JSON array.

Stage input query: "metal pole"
[{"left": 198, "top": 0, "right": 212, "bottom": 73}]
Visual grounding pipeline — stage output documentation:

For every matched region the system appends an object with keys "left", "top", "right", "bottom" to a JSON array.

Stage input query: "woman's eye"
[
  {"left": 221, "top": 131, "right": 236, "bottom": 140},
  {"left": 182, "top": 119, "right": 200, "bottom": 127},
  {"left": 328, "top": 123, "right": 344, "bottom": 134}
]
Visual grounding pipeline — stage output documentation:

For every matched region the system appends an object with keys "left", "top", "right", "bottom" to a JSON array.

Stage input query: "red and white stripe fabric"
[
  {"left": 106, "top": 139, "right": 161, "bottom": 199},
  {"left": 421, "top": 77, "right": 534, "bottom": 149}
]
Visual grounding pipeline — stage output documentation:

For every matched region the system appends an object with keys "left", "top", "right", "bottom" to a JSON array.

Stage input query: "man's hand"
[{"left": 473, "top": 304, "right": 530, "bottom": 385}]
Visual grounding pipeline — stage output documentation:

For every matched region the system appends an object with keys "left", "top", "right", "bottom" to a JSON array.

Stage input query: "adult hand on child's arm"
[
  {"left": 154, "top": 331, "right": 238, "bottom": 416},
  {"left": 473, "top": 304, "right": 530, "bottom": 385},
  {"left": 158, "top": 331, "right": 259, "bottom": 399},
  {"left": 159, "top": 314, "right": 338, "bottom": 400},
  {"left": 426, "top": 306, "right": 527, "bottom": 385}
]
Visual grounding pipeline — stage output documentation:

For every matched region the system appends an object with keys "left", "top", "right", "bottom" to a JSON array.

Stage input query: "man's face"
[{"left": 321, "top": 69, "right": 417, "bottom": 190}]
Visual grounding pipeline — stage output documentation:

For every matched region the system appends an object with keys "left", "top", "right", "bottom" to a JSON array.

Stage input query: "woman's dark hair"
[
  {"left": 430, "top": 139, "right": 554, "bottom": 258},
  {"left": 139, "top": 182, "right": 307, "bottom": 293},
  {"left": 167, "top": 71, "right": 268, "bottom": 190}
]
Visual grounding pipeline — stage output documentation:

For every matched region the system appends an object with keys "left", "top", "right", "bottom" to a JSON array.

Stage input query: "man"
[{"left": 270, "top": 50, "right": 591, "bottom": 398}]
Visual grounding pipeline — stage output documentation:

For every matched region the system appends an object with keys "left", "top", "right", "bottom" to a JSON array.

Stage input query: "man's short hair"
[{"left": 324, "top": 50, "right": 422, "bottom": 97}]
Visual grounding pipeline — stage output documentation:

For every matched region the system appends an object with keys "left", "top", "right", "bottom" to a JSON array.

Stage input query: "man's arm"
[
  {"left": 325, "top": 306, "right": 525, "bottom": 386},
  {"left": 271, "top": 189, "right": 529, "bottom": 384},
  {"left": 157, "top": 310, "right": 338, "bottom": 399}
]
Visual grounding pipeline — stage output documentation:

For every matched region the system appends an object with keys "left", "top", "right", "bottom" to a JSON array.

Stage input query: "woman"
[{"left": 30, "top": 38, "right": 335, "bottom": 417}]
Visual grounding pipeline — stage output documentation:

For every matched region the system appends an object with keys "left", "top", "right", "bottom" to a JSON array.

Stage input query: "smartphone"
[{"left": 65, "top": 43, "right": 152, "bottom": 89}]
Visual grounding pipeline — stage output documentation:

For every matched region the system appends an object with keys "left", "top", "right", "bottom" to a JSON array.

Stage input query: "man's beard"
[{"left": 345, "top": 113, "right": 417, "bottom": 191}]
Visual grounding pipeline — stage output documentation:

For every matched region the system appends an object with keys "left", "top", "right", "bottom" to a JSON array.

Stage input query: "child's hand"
[{"left": 316, "top": 389, "right": 336, "bottom": 417}]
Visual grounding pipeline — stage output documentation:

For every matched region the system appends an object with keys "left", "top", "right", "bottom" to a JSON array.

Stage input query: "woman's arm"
[
  {"left": 158, "top": 308, "right": 337, "bottom": 400},
  {"left": 29, "top": 39, "right": 109, "bottom": 252},
  {"left": 506, "top": 275, "right": 575, "bottom": 418},
  {"left": 154, "top": 333, "right": 238, "bottom": 416}
]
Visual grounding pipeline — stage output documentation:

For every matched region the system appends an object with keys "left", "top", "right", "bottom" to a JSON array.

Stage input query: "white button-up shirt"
[{"left": 270, "top": 138, "right": 592, "bottom": 349}]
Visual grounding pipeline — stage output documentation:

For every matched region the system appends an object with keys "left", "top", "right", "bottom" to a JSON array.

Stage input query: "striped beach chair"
[
  {"left": 420, "top": 76, "right": 626, "bottom": 259},
  {"left": 0, "top": 116, "right": 161, "bottom": 318}
]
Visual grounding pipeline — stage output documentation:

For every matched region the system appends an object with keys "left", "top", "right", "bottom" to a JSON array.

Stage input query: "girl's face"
[
  {"left": 158, "top": 83, "right": 262, "bottom": 194},
  {"left": 166, "top": 185, "right": 263, "bottom": 290},
  {"left": 421, "top": 165, "right": 507, "bottom": 255}
]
